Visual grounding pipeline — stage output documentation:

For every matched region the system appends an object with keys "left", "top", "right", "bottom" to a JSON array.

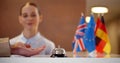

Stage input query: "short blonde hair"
[{"left": 19, "top": 2, "right": 41, "bottom": 15}]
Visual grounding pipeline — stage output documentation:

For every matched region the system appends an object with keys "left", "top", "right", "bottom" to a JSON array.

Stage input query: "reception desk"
[{"left": 0, "top": 52, "right": 120, "bottom": 63}]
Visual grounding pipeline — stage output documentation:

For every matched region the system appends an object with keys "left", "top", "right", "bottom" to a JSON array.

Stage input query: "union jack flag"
[{"left": 72, "top": 15, "right": 87, "bottom": 53}]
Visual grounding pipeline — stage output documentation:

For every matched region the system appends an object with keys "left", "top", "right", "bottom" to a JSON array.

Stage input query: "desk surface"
[
  {"left": 8, "top": 51, "right": 120, "bottom": 58},
  {"left": 0, "top": 57, "right": 120, "bottom": 63},
  {"left": 0, "top": 52, "right": 120, "bottom": 63}
]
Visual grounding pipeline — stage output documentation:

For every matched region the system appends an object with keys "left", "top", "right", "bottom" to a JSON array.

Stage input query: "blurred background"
[{"left": 0, "top": 0, "right": 119, "bottom": 54}]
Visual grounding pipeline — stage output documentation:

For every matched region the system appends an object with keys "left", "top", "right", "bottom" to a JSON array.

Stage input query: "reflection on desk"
[
  {"left": 9, "top": 51, "right": 120, "bottom": 58},
  {"left": 66, "top": 51, "right": 120, "bottom": 58}
]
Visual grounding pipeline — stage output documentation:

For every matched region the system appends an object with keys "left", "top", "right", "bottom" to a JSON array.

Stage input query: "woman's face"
[{"left": 19, "top": 5, "right": 42, "bottom": 30}]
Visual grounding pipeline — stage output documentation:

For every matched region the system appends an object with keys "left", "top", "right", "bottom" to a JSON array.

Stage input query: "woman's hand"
[{"left": 11, "top": 42, "right": 46, "bottom": 57}]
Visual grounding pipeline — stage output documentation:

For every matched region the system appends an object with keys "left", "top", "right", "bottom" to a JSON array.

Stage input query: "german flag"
[{"left": 95, "top": 15, "right": 111, "bottom": 54}]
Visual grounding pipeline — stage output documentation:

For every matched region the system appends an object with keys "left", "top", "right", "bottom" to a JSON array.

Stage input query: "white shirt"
[{"left": 10, "top": 32, "right": 55, "bottom": 55}]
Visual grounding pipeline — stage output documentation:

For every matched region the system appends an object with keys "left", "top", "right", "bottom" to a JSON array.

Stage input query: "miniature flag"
[
  {"left": 83, "top": 15, "right": 96, "bottom": 53},
  {"left": 72, "top": 15, "right": 87, "bottom": 53},
  {"left": 95, "top": 15, "right": 111, "bottom": 54}
]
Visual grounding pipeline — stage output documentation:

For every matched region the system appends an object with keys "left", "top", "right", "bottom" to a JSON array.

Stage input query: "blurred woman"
[{"left": 10, "top": 2, "right": 55, "bottom": 57}]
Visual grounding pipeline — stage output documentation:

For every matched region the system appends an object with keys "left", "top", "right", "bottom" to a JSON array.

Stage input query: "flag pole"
[
  {"left": 91, "top": 12, "right": 94, "bottom": 15},
  {"left": 97, "top": 13, "right": 101, "bottom": 17},
  {"left": 81, "top": 12, "right": 84, "bottom": 16},
  {"left": 101, "top": 13, "right": 104, "bottom": 16}
]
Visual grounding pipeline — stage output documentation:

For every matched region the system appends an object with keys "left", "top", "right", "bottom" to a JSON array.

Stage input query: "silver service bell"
[{"left": 50, "top": 45, "right": 66, "bottom": 57}]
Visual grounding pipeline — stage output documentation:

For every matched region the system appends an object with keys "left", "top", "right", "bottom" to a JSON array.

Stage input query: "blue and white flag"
[{"left": 83, "top": 15, "right": 96, "bottom": 53}]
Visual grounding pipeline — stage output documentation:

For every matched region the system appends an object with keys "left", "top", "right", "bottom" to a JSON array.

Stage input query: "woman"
[{"left": 10, "top": 2, "right": 55, "bottom": 57}]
